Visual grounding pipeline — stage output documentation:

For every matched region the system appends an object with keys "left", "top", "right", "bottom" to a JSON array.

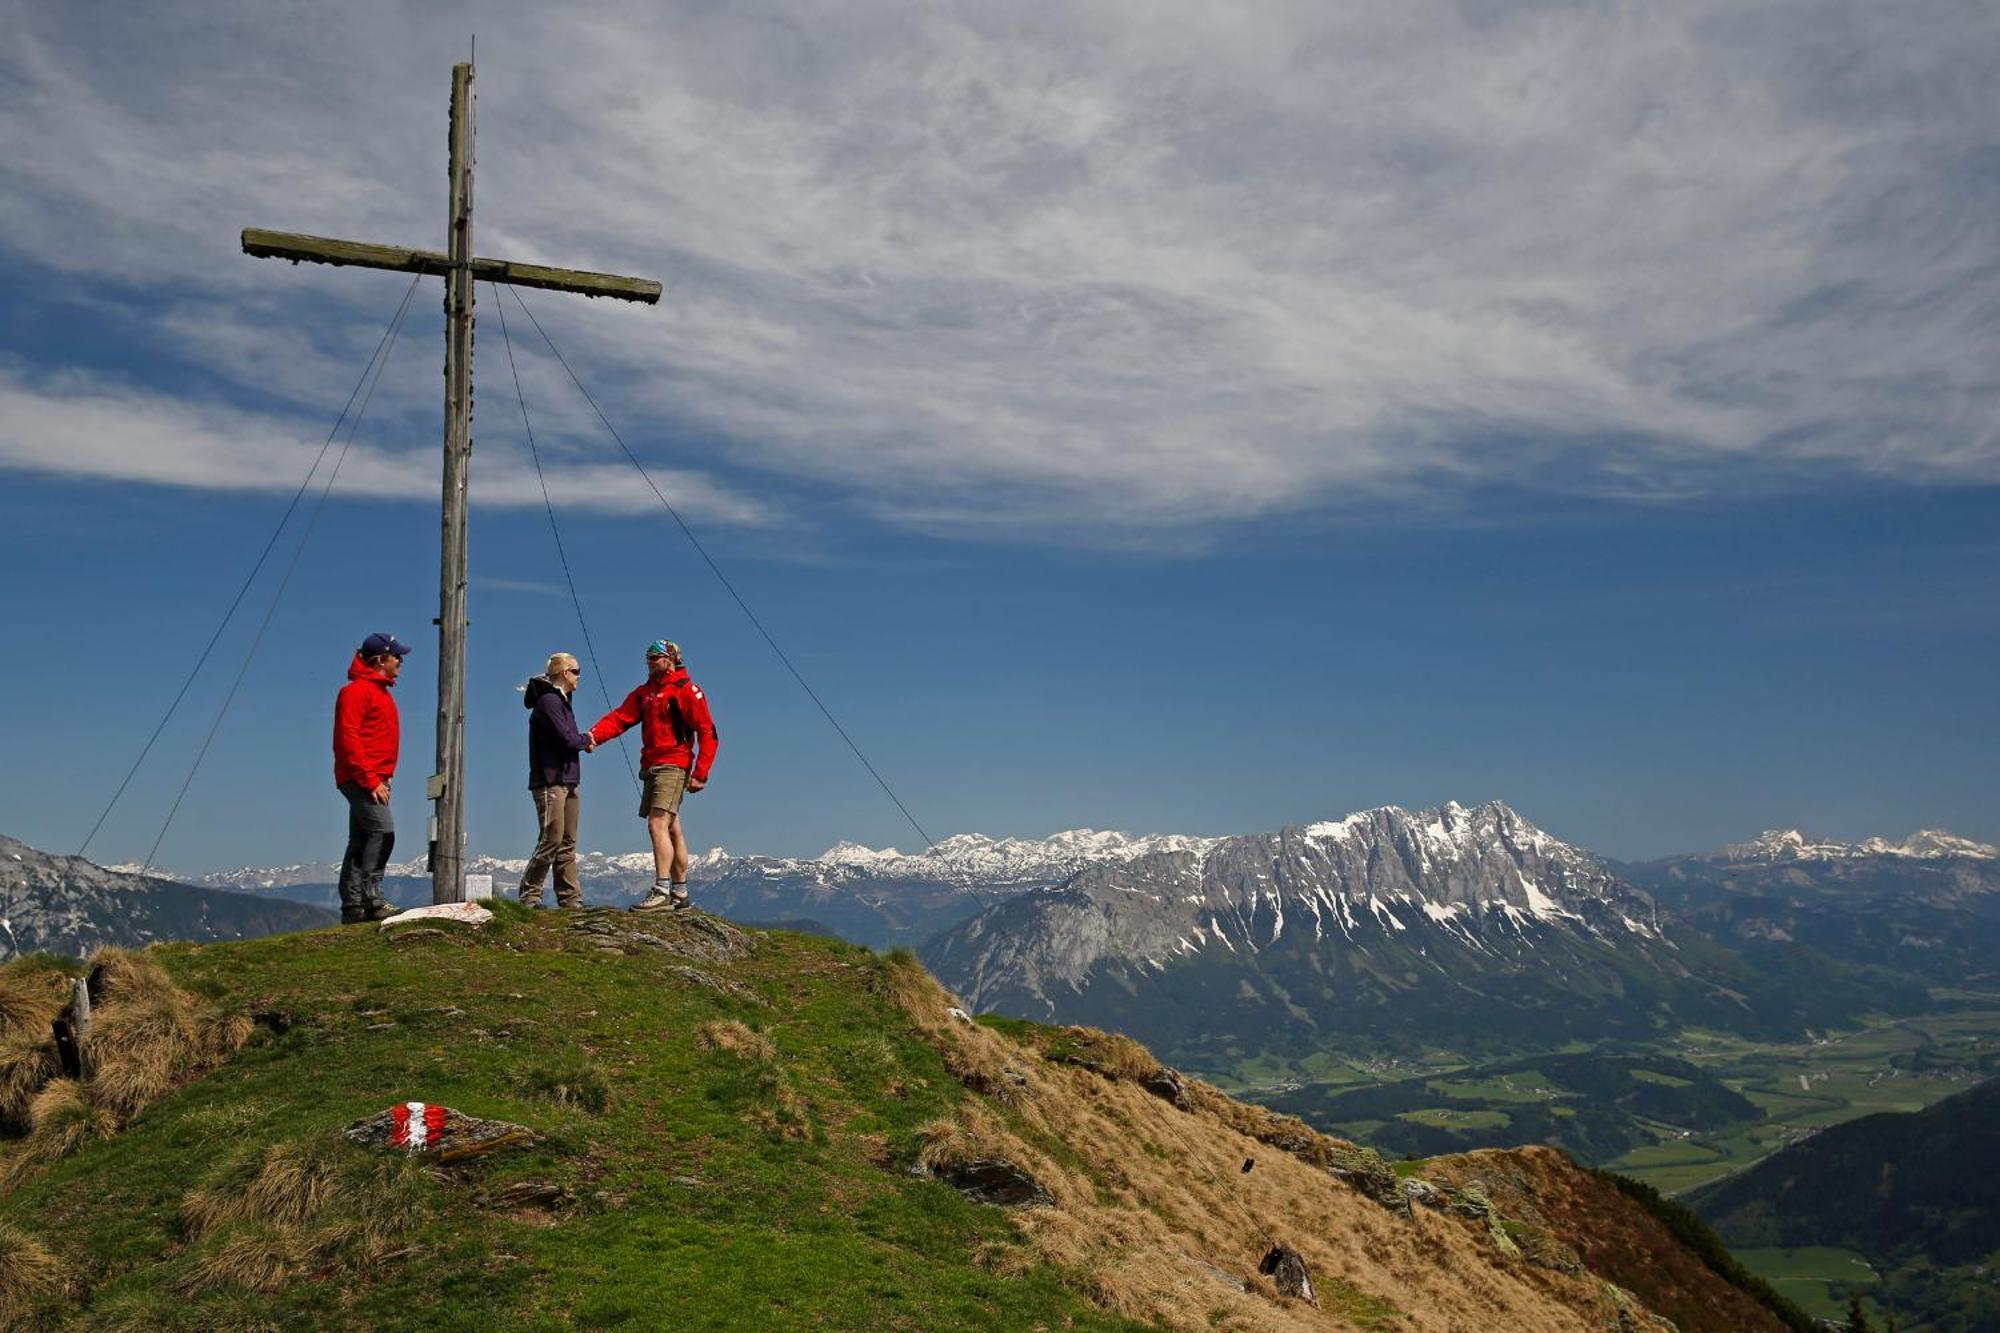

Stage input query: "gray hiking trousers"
[{"left": 337, "top": 781, "right": 395, "bottom": 914}]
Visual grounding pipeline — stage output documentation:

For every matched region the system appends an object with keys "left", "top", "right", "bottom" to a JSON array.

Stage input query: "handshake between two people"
[{"left": 568, "top": 735, "right": 704, "bottom": 791}]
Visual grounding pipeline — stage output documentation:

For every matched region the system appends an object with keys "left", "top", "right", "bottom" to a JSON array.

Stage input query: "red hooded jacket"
[
  {"left": 333, "top": 653, "right": 401, "bottom": 790},
  {"left": 590, "top": 667, "right": 718, "bottom": 782}
]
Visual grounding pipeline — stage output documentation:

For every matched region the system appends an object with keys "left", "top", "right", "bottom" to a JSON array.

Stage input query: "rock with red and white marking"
[{"left": 344, "top": 1102, "right": 536, "bottom": 1162}]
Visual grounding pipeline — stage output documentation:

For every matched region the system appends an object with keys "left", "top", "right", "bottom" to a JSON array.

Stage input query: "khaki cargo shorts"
[{"left": 640, "top": 764, "right": 688, "bottom": 817}]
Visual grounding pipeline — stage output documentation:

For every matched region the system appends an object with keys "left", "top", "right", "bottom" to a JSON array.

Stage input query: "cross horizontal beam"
[{"left": 241, "top": 228, "right": 661, "bottom": 303}]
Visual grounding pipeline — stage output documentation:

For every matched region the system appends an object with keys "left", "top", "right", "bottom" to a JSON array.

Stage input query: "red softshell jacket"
[
  {"left": 590, "top": 668, "right": 718, "bottom": 781},
  {"left": 333, "top": 653, "right": 401, "bottom": 790}
]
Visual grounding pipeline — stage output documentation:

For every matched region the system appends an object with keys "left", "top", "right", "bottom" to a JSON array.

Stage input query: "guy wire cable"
[
  {"left": 139, "top": 278, "right": 421, "bottom": 875},
  {"left": 79, "top": 274, "right": 424, "bottom": 860},
  {"left": 502, "top": 285, "right": 946, "bottom": 860},
  {"left": 490, "top": 280, "right": 638, "bottom": 791}
]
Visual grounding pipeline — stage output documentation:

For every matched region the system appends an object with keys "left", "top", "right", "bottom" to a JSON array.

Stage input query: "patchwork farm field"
[
  {"left": 1616, "top": 1008, "right": 2000, "bottom": 1193},
  {"left": 1241, "top": 1006, "right": 2000, "bottom": 1196},
  {"left": 1731, "top": 1247, "right": 1881, "bottom": 1324}
]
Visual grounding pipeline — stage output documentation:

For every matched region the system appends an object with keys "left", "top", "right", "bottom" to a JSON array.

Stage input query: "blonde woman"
[{"left": 519, "top": 651, "right": 595, "bottom": 907}]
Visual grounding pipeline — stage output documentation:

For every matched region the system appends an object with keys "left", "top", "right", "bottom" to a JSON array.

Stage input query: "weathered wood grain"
[{"left": 240, "top": 228, "right": 662, "bottom": 303}]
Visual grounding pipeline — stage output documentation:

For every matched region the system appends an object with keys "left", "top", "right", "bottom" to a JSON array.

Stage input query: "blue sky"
[{"left": 2, "top": 1, "right": 1996, "bottom": 873}]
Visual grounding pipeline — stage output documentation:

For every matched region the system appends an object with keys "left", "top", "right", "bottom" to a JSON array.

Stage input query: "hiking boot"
[
  {"left": 363, "top": 901, "right": 398, "bottom": 922},
  {"left": 632, "top": 887, "right": 675, "bottom": 912},
  {"left": 340, "top": 908, "right": 371, "bottom": 925},
  {"left": 669, "top": 886, "right": 692, "bottom": 913}
]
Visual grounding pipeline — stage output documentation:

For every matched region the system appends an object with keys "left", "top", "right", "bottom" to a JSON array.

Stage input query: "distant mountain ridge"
[
  {"left": 2, "top": 834, "right": 334, "bottom": 959},
  {"left": 1705, "top": 827, "right": 1998, "bottom": 864},
  {"left": 183, "top": 828, "right": 1219, "bottom": 948},
  {"left": 930, "top": 800, "right": 1664, "bottom": 1006},
  {"left": 173, "top": 807, "right": 1997, "bottom": 1001},
  {"left": 917, "top": 801, "right": 1918, "bottom": 1071},
  {"left": 1624, "top": 823, "right": 2000, "bottom": 989},
  {"left": 188, "top": 827, "right": 1214, "bottom": 893}
]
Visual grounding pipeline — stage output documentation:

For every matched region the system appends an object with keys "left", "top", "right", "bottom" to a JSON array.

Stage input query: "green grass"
[
  {"left": 1605, "top": 1142, "right": 1724, "bottom": 1170},
  {"left": 1320, "top": 1273, "right": 1402, "bottom": 1328},
  {"left": 1, "top": 914, "right": 1147, "bottom": 1331},
  {"left": 1733, "top": 1247, "right": 1880, "bottom": 1324},
  {"left": 1423, "top": 1073, "right": 1568, "bottom": 1104},
  {"left": 1628, "top": 1069, "right": 1691, "bottom": 1089},
  {"left": 1394, "top": 1107, "right": 1510, "bottom": 1131}
]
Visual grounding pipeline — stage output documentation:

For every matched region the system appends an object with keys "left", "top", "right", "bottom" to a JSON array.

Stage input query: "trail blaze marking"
[{"left": 390, "top": 1100, "right": 450, "bottom": 1150}]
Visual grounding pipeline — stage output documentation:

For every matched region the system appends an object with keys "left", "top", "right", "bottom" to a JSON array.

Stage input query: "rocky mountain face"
[
  {"left": 1621, "top": 827, "right": 2000, "bottom": 987},
  {"left": 0, "top": 834, "right": 335, "bottom": 959},
  {"left": 919, "top": 802, "right": 1917, "bottom": 1069}
]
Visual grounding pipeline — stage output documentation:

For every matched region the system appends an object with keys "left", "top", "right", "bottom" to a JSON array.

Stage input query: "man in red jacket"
[
  {"left": 333, "top": 632, "right": 409, "bottom": 924},
  {"left": 590, "top": 638, "right": 718, "bottom": 912}
]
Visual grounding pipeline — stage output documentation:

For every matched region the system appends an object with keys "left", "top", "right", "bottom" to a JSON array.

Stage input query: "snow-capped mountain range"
[
  {"left": 919, "top": 801, "right": 1941, "bottom": 1065},
  {"left": 1708, "top": 828, "right": 1999, "bottom": 864},
  {"left": 182, "top": 817, "right": 1996, "bottom": 899},
  {"left": 924, "top": 801, "right": 1664, "bottom": 1016},
  {"left": 186, "top": 829, "right": 1216, "bottom": 895},
  {"left": 42, "top": 802, "right": 1994, "bottom": 1073}
]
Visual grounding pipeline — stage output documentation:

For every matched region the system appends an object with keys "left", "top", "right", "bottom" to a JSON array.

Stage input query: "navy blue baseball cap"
[{"left": 360, "top": 632, "right": 413, "bottom": 658}]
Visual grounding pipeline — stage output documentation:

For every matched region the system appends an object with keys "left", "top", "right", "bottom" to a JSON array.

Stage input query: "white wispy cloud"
[
  {"left": 0, "top": 369, "right": 770, "bottom": 521},
  {"left": 2, "top": 0, "right": 1995, "bottom": 536}
]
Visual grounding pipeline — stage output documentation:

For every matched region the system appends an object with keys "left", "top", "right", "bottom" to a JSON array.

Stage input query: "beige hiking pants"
[{"left": 521, "top": 784, "right": 582, "bottom": 907}]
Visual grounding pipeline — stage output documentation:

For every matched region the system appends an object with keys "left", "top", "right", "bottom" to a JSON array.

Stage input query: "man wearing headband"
[
  {"left": 333, "top": 632, "right": 410, "bottom": 924},
  {"left": 590, "top": 639, "right": 719, "bottom": 912}
]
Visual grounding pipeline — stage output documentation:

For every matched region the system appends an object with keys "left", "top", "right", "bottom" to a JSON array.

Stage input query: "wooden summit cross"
[{"left": 243, "top": 61, "right": 661, "bottom": 905}]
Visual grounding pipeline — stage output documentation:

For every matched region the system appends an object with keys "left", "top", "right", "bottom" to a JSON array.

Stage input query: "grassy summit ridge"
[{"left": 2, "top": 906, "right": 1786, "bottom": 1330}]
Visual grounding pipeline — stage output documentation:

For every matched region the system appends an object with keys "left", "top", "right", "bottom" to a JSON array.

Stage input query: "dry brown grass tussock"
[
  {"left": 750, "top": 1071, "right": 813, "bottom": 1142},
  {"left": 883, "top": 959, "right": 1647, "bottom": 1333},
  {"left": 0, "top": 1032, "right": 60, "bottom": 1133},
  {"left": 91, "top": 952, "right": 244, "bottom": 1101},
  {"left": 86, "top": 949, "right": 174, "bottom": 1004},
  {"left": 88, "top": 986, "right": 252, "bottom": 1119},
  {"left": 916, "top": 1103, "right": 1091, "bottom": 1209},
  {"left": 0, "top": 970, "right": 67, "bottom": 1040},
  {"left": 180, "top": 1136, "right": 428, "bottom": 1294},
  {"left": 697, "top": 1020, "right": 774, "bottom": 1062},
  {"left": 1041, "top": 1026, "right": 1166, "bottom": 1082},
  {"left": 0, "top": 946, "right": 256, "bottom": 1195},
  {"left": 0, "top": 1221, "right": 62, "bottom": 1322},
  {"left": 1, "top": 1079, "right": 119, "bottom": 1188},
  {"left": 693, "top": 1020, "right": 810, "bottom": 1138}
]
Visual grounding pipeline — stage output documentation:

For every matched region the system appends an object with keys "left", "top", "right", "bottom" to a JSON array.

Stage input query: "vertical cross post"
[
  {"left": 241, "top": 60, "right": 660, "bottom": 907},
  {"left": 432, "top": 62, "right": 476, "bottom": 904}
]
